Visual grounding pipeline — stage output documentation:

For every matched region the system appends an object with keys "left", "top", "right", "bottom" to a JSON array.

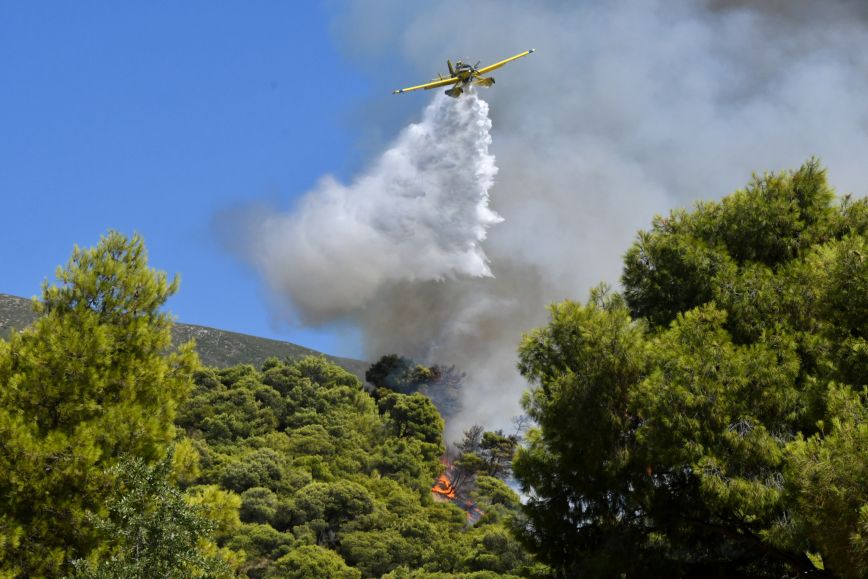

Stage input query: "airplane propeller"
[{"left": 393, "top": 49, "right": 534, "bottom": 96}]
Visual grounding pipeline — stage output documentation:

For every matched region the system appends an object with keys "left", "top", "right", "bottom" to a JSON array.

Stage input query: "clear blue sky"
[{"left": 1, "top": 2, "right": 408, "bottom": 358}]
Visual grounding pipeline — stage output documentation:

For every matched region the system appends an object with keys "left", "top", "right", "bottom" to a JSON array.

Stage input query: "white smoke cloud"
[
  {"left": 327, "top": 0, "right": 868, "bottom": 438},
  {"left": 233, "top": 0, "right": 868, "bottom": 439},
  {"left": 249, "top": 92, "right": 501, "bottom": 323}
]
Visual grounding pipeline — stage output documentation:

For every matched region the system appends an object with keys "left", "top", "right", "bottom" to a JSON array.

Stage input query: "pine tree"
[
  {"left": 514, "top": 161, "right": 868, "bottom": 577},
  {"left": 0, "top": 231, "right": 198, "bottom": 576}
]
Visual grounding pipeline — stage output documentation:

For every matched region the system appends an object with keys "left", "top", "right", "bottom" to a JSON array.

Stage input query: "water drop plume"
[{"left": 249, "top": 92, "right": 502, "bottom": 324}]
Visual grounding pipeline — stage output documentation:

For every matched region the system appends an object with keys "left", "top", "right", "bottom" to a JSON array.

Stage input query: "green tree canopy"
[
  {"left": 266, "top": 544, "right": 360, "bottom": 579},
  {"left": 378, "top": 392, "right": 444, "bottom": 447},
  {"left": 514, "top": 161, "right": 868, "bottom": 577},
  {"left": 366, "top": 354, "right": 436, "bottom": 395},
  {"left": 176, "top": 355, "right": 540, "bottom": 577},
  {"left": 70, "top": 452, "right": 228, "bottom": 579},
  {"left": 0, "top": 232, "right": 543, "bottom": 578},
  {"left": 0, "top": 231, "right": 198, "bottom": 576}
]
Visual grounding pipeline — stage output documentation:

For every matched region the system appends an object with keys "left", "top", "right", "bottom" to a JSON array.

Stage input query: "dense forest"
[
  {"left": 0, "top": 233, "right": 542, "bottom": 578},
  {"left": 1, "top": 160, "right": 866, "bottom": 578}
]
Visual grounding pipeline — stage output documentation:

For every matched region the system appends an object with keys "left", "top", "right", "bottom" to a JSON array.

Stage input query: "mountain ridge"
[{"left": 0, "top": 293, "right": 368, "bottom": 378}]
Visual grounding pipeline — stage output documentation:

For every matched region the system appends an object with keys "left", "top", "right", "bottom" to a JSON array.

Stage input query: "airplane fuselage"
[{"left": 393, "top": 49, "right": 533, "bottom": 97}]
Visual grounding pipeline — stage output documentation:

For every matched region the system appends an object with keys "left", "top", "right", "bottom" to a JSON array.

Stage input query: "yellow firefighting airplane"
[{"left": 393, "top": 49, "right": 535, "bottom": 97}]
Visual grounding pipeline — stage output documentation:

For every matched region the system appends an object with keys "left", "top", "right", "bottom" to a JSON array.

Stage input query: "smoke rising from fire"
[
  {"left": 231, "top": 0, "right": 868, "bottom": 439},
  {"left": 326, "top": 0, "right": 868, "bottom": 437}
]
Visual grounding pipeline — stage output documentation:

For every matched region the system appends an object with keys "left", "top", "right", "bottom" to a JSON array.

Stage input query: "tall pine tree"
[
  {"left": 514, "top": 161, "right": 868, "bottom": 577},
  {"left": 0, "top": 231, "right": 198, "bottom": 576}
]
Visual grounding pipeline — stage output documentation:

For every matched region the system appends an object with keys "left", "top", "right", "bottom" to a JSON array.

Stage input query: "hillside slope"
[{"left": 0, "top": 293, "right": 367, "bottom": 377}]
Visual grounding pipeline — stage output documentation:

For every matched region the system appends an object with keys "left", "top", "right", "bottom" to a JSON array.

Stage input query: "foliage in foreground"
[
  {"left": 0, "top": 232, "right": 199, "bottom": 576},
  {"left": 10, "top": 160, "right": 860, "bottom": 578},
  {"left": 514, "top": 160, "right": 868, "bottom": 578},
  {"left": 0, "top": 231, "right": 542, "bottom": 577},
  {"left": 70, "top": 452, "right": 229, "bottom": 578}
]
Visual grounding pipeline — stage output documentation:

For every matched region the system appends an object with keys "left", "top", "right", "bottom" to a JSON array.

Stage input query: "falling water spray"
[{"left": 250, "top": 92, "right": 501, "bottom": 322}]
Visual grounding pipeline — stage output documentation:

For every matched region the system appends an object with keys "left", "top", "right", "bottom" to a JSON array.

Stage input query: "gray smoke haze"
[{"left": 237, "top": 0, "right": 868, "bottom": 438}]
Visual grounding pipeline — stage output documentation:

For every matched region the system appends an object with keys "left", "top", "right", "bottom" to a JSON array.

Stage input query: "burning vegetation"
[
  {"left": 430, "top": 421, "right": 525, "bottom": 523},
  {"left": 431, "top": 457, "right": 484, "bottom": 523},
  {"left": 432, "top": 470, "right": 456, "bottom": 500},
  {"left": 366, "top": 355, "right": 525, "bottom": 524}
]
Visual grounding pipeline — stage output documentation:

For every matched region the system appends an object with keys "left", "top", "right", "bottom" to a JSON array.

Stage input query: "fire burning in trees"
[
  {"left": 432, "top": 472, "right": 456, "bottom": 500},
  {"left": 431, "top": 457, "right": 483, "bottom": 522}
]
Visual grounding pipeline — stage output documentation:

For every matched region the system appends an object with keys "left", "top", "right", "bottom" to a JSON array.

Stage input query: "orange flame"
[
  {"left": 432, "top": 473, "right": 456, "bottom": 500},
  {"left": 431, "top": 457, "right": 485, "bottom": 522}
]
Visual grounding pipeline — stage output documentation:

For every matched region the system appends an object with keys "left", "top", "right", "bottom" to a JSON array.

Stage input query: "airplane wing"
[
  {"left": 476, "top": 49, "right": 535, "bottom": 75},
  {"left": 393, "top": 77, "right": 458, "bottom": 94}
]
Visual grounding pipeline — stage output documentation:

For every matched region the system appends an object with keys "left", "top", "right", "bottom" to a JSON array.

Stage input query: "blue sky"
[
  {"left": 6, "top": 1, "right": 868, "bottom": 370},
  {"left": 1, "top": 2, "right": 405, "bottom": 358}
]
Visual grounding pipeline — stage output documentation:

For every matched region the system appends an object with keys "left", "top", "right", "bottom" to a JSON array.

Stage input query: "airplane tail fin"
[
  {"left": 473, "top": 76, "right": 495, "bottom": 87},
  {"left": 447, "top": 59, "right": 454, "bottom": 75},
  {"left": 445, "top": 86, "right": 463, "bottom": 98}
]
